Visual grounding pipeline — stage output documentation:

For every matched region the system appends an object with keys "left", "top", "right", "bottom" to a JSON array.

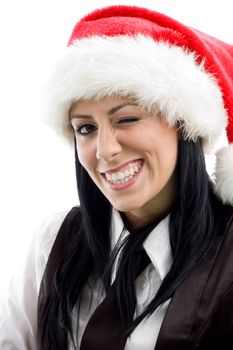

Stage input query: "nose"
[{"left": 96, "top": 126, "right": 122, "bottom": 161}]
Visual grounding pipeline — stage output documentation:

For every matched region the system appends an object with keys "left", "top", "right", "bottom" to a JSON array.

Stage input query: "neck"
[{"left": 120, "top": 173, "right": 177, "bottom": 232}]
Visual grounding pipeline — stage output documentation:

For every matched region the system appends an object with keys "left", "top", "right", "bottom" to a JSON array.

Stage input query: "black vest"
[{"left": 38, "top": 206, "right": 233, "bottom": 349}]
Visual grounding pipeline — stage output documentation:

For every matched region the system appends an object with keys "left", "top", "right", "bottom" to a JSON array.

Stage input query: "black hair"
[{"left": 38, "top": 137, "right": 231, "bottom": 348}]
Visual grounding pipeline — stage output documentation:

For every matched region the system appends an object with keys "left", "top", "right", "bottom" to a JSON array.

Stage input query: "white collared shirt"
[{"left": 0, "top": 208, "right": 172, "bottom": 350}]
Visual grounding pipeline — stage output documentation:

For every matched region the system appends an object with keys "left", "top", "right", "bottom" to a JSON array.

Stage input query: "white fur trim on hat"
[
  {"left": 41, "top": 35, "right": 227, "bottom": 148},
  {"left": 215, "top": 144, "right": 233, "bottom": 205}
]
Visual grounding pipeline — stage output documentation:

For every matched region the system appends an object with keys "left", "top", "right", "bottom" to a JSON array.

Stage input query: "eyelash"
[{"left": 74, "top": 117, "right": 141, "bottom": 136}]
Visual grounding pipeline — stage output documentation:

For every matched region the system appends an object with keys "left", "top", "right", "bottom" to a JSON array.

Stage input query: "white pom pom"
[{"left": 215, "top": 144, "right": 233, "bottom": 205}]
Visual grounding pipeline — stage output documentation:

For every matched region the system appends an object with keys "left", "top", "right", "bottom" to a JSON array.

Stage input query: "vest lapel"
[
  {"left": 37, "top": 207, "right": 81, "bottom": 349},
  {"left": 155, "top": 237, "right": 223, "bottom": 350}
]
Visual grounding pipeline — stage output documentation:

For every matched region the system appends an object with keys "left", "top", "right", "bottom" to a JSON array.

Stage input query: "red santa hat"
[{"left": 42, "top": 5, "right": 233, "bottom": 205}]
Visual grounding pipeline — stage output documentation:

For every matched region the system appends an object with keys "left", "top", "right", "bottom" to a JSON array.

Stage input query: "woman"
[{"left": 1, "top": 4, "right": 233, "bottom": 350}]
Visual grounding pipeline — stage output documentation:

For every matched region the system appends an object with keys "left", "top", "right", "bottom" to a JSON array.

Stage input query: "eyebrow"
[{"left": 70, "top": 103, "right": 138, "bottom": 120}]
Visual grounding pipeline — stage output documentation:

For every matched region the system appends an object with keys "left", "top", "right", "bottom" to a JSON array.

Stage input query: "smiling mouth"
[{"left": 103, "top": 159, "right": 143, "bottom": 185}]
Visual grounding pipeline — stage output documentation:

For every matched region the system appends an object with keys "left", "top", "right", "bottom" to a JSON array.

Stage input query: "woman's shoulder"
[
  {"left": 217, "top": 205, "right": 233, "bottom": 247},
  {"left": 35, "top": 209, "right": 78, "bottom": 281},
  {"left": 212, "top": 205, "right": 233, "bottom": 266},
  {"left": 35, "top": 206, "right": 82, "bottom": 274},
  {"left": 36, "top": 210, "right": 69, "bottom": 254},
  {"left": 200, "top": 205, "right": 233, "bottom": 299},
  {"left": 191, "top": 207, "right": 233, "bottom": 345},
  {"left": 0, "top": 209, "right": 73, "bottom": 349}
]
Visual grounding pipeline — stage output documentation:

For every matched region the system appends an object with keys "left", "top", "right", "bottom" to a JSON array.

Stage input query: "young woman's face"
[{"left": 70, "top": 96, "right": 178, "bottom": 227}]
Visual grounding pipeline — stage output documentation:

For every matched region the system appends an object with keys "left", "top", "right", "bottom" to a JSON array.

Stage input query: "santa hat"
[{"left": 42, "top": 5, "right": 233, "bottom": 205}]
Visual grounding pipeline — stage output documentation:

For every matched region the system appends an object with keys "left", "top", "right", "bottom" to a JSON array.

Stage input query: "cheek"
[
  {"left": 123, "top": 129, "right": 148, "bottom": 148},
  {"left": 145, "top": 124, "right": 178, "bottom": 173},
  {"left": 159, "top": 131, "right": 178, "bottom": 172},
  {"left": 76, "top": 143, "right": 93, "bottom": 171}
]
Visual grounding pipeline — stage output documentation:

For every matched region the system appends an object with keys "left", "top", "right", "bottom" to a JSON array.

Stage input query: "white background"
[{"left": 0, "top": 0, "right": 232, "bottom": 292}]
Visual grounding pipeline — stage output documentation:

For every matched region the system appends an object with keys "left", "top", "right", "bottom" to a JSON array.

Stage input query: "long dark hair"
[{"left": 38, "top": 137, "right": 231, "bottom": 348}]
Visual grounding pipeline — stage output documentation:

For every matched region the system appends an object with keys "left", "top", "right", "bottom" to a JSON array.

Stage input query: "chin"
[{"left": 110, "top": 199, "right": 144, "bottom": 213}]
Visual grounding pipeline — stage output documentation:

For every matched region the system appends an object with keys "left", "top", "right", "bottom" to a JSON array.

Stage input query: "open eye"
[{"left": 75, "top": 124, "right": 96, "bottom": 135}]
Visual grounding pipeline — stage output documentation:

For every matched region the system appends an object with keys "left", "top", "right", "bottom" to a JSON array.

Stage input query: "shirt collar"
[
  {"left": 111, "top": 207, "right": 173, "bottom": 280},
  {"left": 143, "top": 215, "right": 172, "bottom": 280},
  {"left": 110, "top": 207, "right": 126, "bottom": 249}
]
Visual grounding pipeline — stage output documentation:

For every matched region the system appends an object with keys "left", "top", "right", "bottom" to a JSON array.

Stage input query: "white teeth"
[
  {"left": 105, "top": 161, "right": 142, "bottom": 184},
  {"left": 112, "top": 173, "right": 117, "bottom": 181},
  {"left": 129, "top": 167, "right": 134, "bottom": 175},
  {"left": 118, "top": 172, "right": 125, "bottom": 180}
]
